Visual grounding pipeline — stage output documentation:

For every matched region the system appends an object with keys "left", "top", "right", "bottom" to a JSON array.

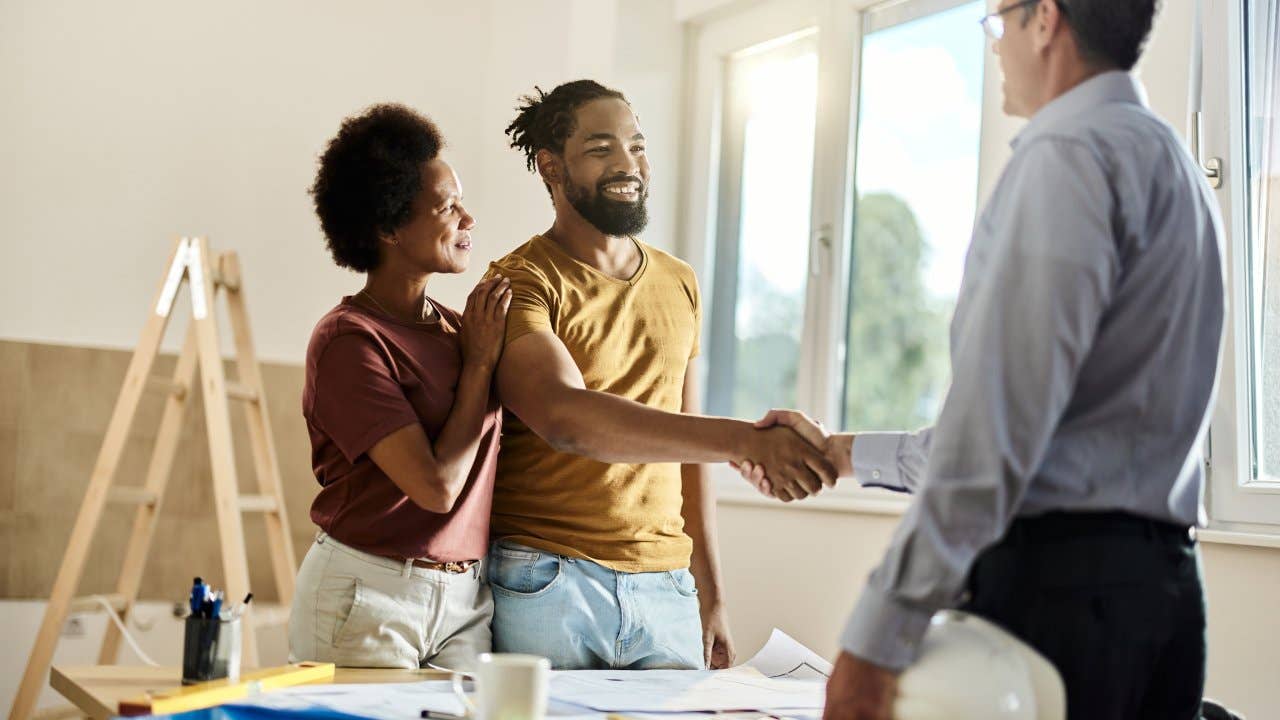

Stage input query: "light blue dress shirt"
[{"left": 841, "top": 71, "right": 1226, "bottom": 670}]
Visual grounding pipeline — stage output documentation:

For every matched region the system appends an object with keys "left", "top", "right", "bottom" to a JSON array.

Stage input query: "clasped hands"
[{"left": 733, "top": 410, "right": 853, "bottom": 501}]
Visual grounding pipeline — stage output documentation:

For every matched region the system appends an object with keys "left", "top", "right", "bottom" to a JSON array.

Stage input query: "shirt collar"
[{"left": 1011, "top": 70, "right": 1149, "bottom": 149}]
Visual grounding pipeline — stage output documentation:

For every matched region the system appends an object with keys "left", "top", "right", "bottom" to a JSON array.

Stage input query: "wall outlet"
[{"left": 62, "top": 616, "right": 85, "bottom": 638}]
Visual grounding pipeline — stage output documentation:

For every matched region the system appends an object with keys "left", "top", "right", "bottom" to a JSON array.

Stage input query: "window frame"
[
  {"left": 685, "top": 0, "right": 1280, "bottom": 530},
  {"left": 1205, "top": 0, "right": 1280, "bottom": 528},
  {"left": 704, "top": 28, "right": 821, "bottom": 418},
  {"left": 684, "top": 0, "right": 1001, "bottom": 505}
]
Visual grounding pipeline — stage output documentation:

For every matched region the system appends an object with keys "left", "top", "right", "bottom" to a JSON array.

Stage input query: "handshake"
[{"left": 732, "top": 410, "right": 854, "bottom": 501}]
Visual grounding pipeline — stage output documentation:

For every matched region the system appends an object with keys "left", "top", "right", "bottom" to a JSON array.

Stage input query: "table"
[{"left": 50, "top": 665, "right": 450, "bottom": 719}]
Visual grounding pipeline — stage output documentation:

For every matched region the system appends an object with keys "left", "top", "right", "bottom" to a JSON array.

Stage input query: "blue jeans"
[{"left": 487, "top": 540, "right": 704, "bottom": 669}]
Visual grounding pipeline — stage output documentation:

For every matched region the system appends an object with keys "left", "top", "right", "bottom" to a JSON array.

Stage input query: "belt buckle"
[{"left": 444, "top": 561, "right": 465, "bottom": 574}]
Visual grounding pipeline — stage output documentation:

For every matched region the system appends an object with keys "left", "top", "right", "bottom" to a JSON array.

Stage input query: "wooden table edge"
[{"left": 49, "top": 665, "right": 115, "bottom": 720}]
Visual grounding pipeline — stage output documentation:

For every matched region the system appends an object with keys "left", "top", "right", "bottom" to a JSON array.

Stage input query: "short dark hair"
[
  {"left": 505, "top": 80, "right": 629, "bottom": 178},
  {"left": 310, "top": 104, "right": 444, "bottom": 272},
  {"left": 1024, "top": 0, "right": 1160, "bottom": 71}
]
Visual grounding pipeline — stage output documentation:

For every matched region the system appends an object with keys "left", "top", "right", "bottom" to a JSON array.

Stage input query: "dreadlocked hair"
[{"left": 505, "top": 80, "right": 629, "bottom": 173}]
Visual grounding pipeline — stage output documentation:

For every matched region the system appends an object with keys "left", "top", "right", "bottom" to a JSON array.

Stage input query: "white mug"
[{"left": 451, "top": 653, "right": 551, "bottom": 720}]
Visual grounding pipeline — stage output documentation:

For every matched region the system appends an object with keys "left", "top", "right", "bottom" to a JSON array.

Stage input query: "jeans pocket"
[
  {"left": 488, "top": 544, "right": 563, "bottom": 598},
  {"left": 664, "top": 569, "right": 699, "bottom": 598},
  {"left": 493, "top": 539, "right": 540, "bottom": 561}
]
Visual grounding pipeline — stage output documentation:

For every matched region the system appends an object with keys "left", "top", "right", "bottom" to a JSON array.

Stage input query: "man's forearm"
[{"left": 545, "top": 387, "right": 752, "bottom": 464}]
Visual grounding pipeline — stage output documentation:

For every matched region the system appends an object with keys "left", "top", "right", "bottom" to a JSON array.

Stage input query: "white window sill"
[
  {"left": 715, "top": 483, "right": 1280, "bottom": 549},
  {"left": 715, "top": 482, "right": 909, "bottom": 515},
  {"left": 1197, "top": 528, "right": 1280, "bottom": 549}
]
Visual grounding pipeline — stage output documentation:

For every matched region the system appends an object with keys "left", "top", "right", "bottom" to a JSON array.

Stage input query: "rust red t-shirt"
[{"left": 302, "top": 296, "right": 500, "bottom": 562}]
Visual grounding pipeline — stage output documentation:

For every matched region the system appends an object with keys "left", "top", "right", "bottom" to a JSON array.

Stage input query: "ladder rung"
[
  {"left": 145, "top": 376, "right": 188, "bottom": 399},
  {"left": 225, "top": 381, "right": 259, "bottom": 402},
  {"left": 212, "top": 252, "right": 242, "bottom": 291},
  {"left": 69, "top": 593, "right": 127, "bottom": 615},
  {"left": 238, "top": 494, "right": 280, "bottom": 513},
  {"left": 107, "top": 487, "right": 159, "bottom": 507}
]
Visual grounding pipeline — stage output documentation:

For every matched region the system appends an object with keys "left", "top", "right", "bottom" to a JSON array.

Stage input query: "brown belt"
[{"left": 404, "top": 558, "right": 479, "bottom": 574}]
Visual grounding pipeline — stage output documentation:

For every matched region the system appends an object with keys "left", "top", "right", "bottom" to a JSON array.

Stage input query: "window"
[
  {"left": 690, "top": 0, "right": 1280, "bottom": 527},
  {"left": 687, "top": 0, "right": 995, "bottom": 500},
  {"left": 707, "top": 33, "right": 820, "bottom": 420},
  {"left": 841, "top": 2, "right": 986, "bottom": 431},
  {"left": 1206, "top": 0, "right": 1280, "bottom": 526},
  {"left": 1246, "top": 0, "right": 1280, "bottom": 484}
]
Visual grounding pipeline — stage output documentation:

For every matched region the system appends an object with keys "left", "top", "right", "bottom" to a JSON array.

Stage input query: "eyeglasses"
[{"left": 979, "top": 0, "right": 1067, "bottom": 40}]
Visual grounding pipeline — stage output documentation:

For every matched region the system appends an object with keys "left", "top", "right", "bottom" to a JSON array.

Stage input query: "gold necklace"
[{"left": 359, "top": 289, "right": 437, "bottom": 324}]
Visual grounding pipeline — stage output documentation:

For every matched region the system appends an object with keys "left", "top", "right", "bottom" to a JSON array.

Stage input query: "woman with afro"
[{"left": 289, "top": 104, "right": 509, "bottom": 669}]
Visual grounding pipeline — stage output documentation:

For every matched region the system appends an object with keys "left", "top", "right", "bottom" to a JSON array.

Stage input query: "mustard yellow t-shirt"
[{"left": 485, "top": 234, "right": 700, "bottom": 572}]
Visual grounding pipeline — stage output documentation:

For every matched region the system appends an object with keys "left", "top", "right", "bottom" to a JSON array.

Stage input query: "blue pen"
[
  {"left": 189, "top": 577, "right": 204, "bottom": 616},
  {"left": 210, "top": 591, "right": 223, "bottom": 620}
]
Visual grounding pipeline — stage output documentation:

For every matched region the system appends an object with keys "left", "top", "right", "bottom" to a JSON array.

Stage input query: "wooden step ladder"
[{"left": 10, "top": 237, "right": 298, "bottom": 720}]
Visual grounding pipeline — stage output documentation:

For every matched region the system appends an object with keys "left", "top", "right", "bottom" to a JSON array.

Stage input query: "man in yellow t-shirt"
[{"left": 484, "top": 80, "right": 839, "bottom": 670}]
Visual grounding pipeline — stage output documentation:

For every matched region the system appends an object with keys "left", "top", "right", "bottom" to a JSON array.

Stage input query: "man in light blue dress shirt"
[{"left": 739, "top": 1, "right": 1224, "bottom": 717}]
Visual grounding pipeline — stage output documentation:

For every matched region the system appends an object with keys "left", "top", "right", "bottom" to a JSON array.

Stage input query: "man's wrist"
[
  {"left": 825, "top": 433, "right": 855, "bottom": 478},
  {"left": 723, "top": 419, "right": 755, "bottom": 463},
  {"left": 696, "top": 583, "right": 725, "bottom": 609},
  {"left": 699, "top": 597, "right": 726, "bottom": 617}
]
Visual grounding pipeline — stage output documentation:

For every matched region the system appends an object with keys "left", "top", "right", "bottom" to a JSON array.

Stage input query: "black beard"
[{"left": 564, "top": 175, "right": 650, "bottom": 236}]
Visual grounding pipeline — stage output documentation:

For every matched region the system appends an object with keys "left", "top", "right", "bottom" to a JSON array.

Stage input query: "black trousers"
[{"left": 961, "top": 511, "right": 1206, "bottom": 720}]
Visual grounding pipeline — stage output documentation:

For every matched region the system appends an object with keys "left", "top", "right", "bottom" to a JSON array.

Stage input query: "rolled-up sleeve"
[
  {"left": 841, "top": 138, "right": 1120, "bottom": 669},
  {"left": 852, "top": 429, "right": 932, "bottom": 493}
]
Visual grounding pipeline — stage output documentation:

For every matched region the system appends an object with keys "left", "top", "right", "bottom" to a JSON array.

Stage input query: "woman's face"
[{"left": 388, "top": 157, "right": 475, "bottom": 274}]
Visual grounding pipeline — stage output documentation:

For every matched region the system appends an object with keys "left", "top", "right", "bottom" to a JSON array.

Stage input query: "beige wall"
[
  {"left": 0, "top": 0, "right": 684, "bottom": 364},
  {"left": 0, "top": 340, "right": 316, "bottom": 602}
]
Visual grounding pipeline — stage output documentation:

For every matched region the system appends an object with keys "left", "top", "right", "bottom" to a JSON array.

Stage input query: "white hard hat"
[{"left": 893, "top": 610, "right": 1065, "bottom": 720}]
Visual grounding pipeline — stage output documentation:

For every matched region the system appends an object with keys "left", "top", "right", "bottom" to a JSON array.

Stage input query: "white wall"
[{"left": 0, "top": 0, "right": 684, "bottom": 364}]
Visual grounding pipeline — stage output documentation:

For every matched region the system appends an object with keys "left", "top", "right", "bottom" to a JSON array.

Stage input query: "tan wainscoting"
[{"left": 0, "top": 339, "right": 317, "bottom": 602}]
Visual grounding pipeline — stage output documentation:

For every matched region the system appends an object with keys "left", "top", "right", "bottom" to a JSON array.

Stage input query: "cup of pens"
[{"left": 182, "top": 577, "right": 252, "bottom": 685}]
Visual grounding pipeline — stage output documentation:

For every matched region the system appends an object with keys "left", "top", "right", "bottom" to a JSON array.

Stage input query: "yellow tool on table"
[{"left": 118, "top": 662, "right": 336, "bottom": 716}]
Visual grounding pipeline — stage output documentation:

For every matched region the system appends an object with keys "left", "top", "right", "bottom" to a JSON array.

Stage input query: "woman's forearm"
[{"left": 428, "top": 362, "right": 495, "bottom": 505}]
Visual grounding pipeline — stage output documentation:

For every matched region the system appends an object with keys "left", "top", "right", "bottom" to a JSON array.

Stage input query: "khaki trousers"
[{"left": 289, "top": 531, "right": 492, "bottom": 670}]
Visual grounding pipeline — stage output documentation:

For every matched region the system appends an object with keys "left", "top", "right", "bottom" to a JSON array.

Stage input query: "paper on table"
[
  {"left": 740, "top": 629, "right": 834, "bottom": 680},
  {"left": 225, "top": 630, "right": 831, "bottom": 719},
  {"left": 227, "top": 681, "right": 466, "bottom": 719},
  {"left": 549, "top": 666, "right": 823, "bottom": 712}
]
